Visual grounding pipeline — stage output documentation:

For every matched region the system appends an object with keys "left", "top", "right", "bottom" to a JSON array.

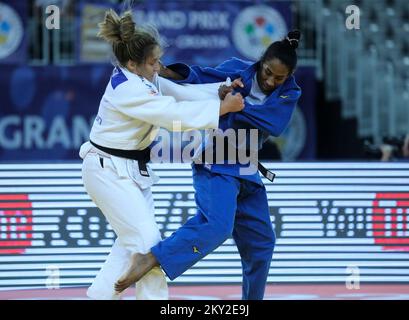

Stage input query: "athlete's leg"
[
  {"left": 134, "top": 188, "right": 168, "bottom": 300},
  {"left": 87, "top": 238, "right": 129, "bottom": 300},
  {"left": 82, "top": 153, "right": 168, "bottom": 299},
  {"left": 151, "top": 165, "right": 240, "bottom": 279},
  {"left": 115, "top": 165, "right": 241, "bottom": 292},
  {"left": 233, "top": 181, "right": 275, "bottom": 300}
]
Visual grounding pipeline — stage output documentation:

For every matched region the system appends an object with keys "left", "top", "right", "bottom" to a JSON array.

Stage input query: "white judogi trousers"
[{"left": 80, "top": 142, "right": 168, "bottom": 300}]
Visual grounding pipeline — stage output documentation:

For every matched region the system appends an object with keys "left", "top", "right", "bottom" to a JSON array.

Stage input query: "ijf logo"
[
  {"left": 0, "top": 2, "right": 23, "bottom": 59},
  {"left": 232, "top": 5, "right": 288, "bottom": 61}
]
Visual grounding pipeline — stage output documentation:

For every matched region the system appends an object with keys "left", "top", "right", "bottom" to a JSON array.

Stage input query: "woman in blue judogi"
[{"left": 115, "top": 30, "right": 302, "bottom": 300}]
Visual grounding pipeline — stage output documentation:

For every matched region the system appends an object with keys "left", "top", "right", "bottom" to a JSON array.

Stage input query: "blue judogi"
[{"left": 151, "top": 58, "right": 301, "bottom": 299}]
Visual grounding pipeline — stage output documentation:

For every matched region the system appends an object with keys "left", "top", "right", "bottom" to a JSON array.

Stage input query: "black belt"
[
  {"left": 90, "top": 140, "right": 150, "bottom": 162},
  {"left": 258, "top": 162, "right": 276, "bottom": 183},
  {"left": 90, "top": 140, "right": 150, "bottom": 176},
  {"left": 198, "top": 147, "right": 276, "bottom": 183}
]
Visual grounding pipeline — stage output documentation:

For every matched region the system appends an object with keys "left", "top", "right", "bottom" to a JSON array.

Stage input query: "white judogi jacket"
[{"left": 90, "top": 66, "right": 221, "bottom": 151}]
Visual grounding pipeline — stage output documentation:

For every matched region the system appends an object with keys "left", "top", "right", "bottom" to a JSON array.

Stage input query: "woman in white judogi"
[{"left": 80, "top": 10, "right": 244, "bottom": 300}]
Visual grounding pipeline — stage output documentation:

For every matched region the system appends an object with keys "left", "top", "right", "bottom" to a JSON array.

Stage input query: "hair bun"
[
  {"left": 286, "top": 30, "right": 301, "bottom": 49},
  {"left": 119, "top": 11, "right": 136, "bottom": 43}
]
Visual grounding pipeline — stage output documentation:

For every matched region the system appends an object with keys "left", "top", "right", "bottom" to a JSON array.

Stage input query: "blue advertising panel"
[
  {"left": 77, "top": 0, "right": 292, "bottom": 66},
  {"left": 131, "top": 1, "right": 292, "bottom": 66},
  {"left": 0, "top": 65, "right": 315, "bottom": 161},
  {"left": 0, "top": 65, "right": 112, "bottom": 161},
  {"left": 0, "top": 1, "right": 316, "bottom": 161}
]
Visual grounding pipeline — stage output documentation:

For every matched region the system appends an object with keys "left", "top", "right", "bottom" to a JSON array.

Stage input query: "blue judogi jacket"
[{"left": 168, "top": 57, "right": 302, "bottom": 185}]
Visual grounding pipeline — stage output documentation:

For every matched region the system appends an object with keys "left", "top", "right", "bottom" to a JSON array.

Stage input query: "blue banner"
[
  {"left": 131, "top": 1, "right": 292, "bottom": 66},
  {"left": 0, "top": 65, "right": 315, "bottom": 161},
  {"left": 0, "top": 1, "right": 315, "bottom": 161},
  {"left": 77, "top": 0, "right": 292, "bottom": 66},
  {"left": 0, "top": 65, "right": 112, "bottom": 161}
]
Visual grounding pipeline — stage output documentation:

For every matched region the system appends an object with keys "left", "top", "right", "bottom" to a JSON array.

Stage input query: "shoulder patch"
[{"left": 111, "top": 68, "right": 128, "bottom": 90}]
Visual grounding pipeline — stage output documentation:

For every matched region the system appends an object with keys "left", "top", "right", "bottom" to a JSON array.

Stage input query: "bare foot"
[{"left": 114, "top": 252, "right": 158, "bottom": 293}]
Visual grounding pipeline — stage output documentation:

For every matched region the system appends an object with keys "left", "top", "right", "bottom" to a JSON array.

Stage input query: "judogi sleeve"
[
  {"left": 106, "top": 83, "right": 220, "bottom": 132},
  {"left": 234, "top": 89, "right": 301, "bottom": 137},
  {"left": 158, "top": 76, "right": 222, "bottom": 101},
  {"left": 164, "top": 58, "right": 243, "bottom": 84}
]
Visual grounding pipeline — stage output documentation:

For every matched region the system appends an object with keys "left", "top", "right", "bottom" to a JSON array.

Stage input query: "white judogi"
[{"left": 80, "top": 67, "right": 222, "bottom": 300}]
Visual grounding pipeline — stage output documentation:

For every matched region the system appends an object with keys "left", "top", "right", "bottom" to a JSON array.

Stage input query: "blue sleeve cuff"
[{"left": 166, "top": 63, "right": 200, "bottom": 84}]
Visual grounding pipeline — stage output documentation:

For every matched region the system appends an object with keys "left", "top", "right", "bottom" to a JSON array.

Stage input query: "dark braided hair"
[{"left": 259, "top": 30, "right": 301, "bottom": 74}]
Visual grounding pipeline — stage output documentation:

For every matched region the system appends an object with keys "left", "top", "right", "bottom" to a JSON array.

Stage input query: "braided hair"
[{"left": 259, "top": 30, "right": 301, "bottom": 74}]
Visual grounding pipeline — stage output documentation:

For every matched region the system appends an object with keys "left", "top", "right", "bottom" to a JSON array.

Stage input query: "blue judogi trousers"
[{"left": 151, "top": 164, "right": 275, "bottom": 300}]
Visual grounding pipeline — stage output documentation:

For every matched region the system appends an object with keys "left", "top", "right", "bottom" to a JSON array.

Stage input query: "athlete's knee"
[
  {"left": 257, "top": 229, "right": 275, "bottom": 260},
  {"left": 208, "top": 218, "right": 234, "bottom": 244},
  {"left": 265, "top": 230, "right": 276, "bottom": 257},
  {"left": 268, "top": 229, "right": 276, "bottom": 248}
]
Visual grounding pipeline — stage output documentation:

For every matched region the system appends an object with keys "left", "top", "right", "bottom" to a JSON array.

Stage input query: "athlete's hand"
[
  {"left": 218, "top": 78, "right": 244, "bottom": 100},
  {"left": 219, "top": 92, "right": 244, "bottom": 116},
  {"left": 231, "top": 78, "right": 244, "bottom": 89},
  {"left": 158, "top": 61, "right": 183, "bottom": 80}
]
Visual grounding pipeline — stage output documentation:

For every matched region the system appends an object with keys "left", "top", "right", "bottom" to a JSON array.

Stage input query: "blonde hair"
[{"left": 97, "top": 9, "right": 160, "bottom": 66}]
